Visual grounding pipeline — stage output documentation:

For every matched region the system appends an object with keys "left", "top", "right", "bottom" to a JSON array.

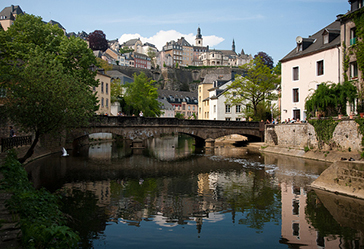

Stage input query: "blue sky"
[{"left": 2, "top": 0, "right": 350, "bottom": 64}]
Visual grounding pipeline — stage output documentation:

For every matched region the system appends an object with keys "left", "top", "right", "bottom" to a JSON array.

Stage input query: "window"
[
  {"left": 293, "top": 109, "right": 301, "bottom": 121},
  {"left": 293, "top": 67, "right": 299, "bottom": 81},
  {"left": 323, "top": 34, "right": 329, "bottom": 44},
  {"left": 101, "top": 97, "right": 104, "bottom": 107},
  {"left": 293, "top": 89, "right": 299, "bottom": 103},
  {"left": 106, "top": 83, "right": 109, "bottom": 94},
  {"left": 350, "top": 61, "right": 358, "bottom": 79},
  {"left": 317, "top": 60, "right": 324, "bottom": 76},
  {"left": 350, "top": 28, "right": 357, "bottom": 45},
  {"left": 225, "top": 104, "right": 231, "bottom": 113},
  {"left": 226, "top": 118, "right": 231, "bottom": 121},
  {"left": 106, "top": 98, "right": 109, "bottom": 107},
  {"left": 236, "top": 118, "right": 241, "bottom": 121},
  {"left": 214, "top": 105, "right": 216, "bottom": 113},
  {"left": 236, "top": 105, "right": 241, "bottom": 113},
  {"left": 101, "top": 82, "right": 104, "bottom": 93},
  {"left": 0, "top": 87, "right": 6, "bottom": 98}
]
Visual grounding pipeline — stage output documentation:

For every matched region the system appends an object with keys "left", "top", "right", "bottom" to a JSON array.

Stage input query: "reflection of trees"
[
  {"left": 60, "top": 189, "right": 109, "bottom": 249},
  {"left": 223, "top": 170, "right": 281, "bottom": 232},
  {"left": 305, "top": 191, "right": 358, "bottom": 247}
]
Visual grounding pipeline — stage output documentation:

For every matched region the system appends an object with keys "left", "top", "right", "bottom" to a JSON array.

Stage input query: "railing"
[{"left": 1, "top": 136, "right": 32, "bottom": 152}]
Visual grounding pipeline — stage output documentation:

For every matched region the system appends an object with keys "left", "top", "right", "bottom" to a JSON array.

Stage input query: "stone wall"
[
  {"left": 311, "top": 161, "right": 364, "bottom": 199},
  {"left": 111, "top": 66, "right": 246, "bottom": 91},
  {"left": 265, "top": 120, "right": 362, "bottom": 151}
]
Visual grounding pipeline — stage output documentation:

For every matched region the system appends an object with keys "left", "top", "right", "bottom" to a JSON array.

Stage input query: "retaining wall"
[{"left": 265, "top": 120, "right": 363, "bottom": 152}]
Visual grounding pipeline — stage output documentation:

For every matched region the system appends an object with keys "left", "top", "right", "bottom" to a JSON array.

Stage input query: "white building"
[
  {"left": 208, "top": 80, "right": 245, "bottom": 121},
  {"left": 280, "top": 19, "right": 341, "bottom": 121}
]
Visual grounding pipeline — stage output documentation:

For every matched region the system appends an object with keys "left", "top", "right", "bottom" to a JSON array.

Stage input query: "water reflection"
[{"left": 25, "top": 135, "right": 364, "bottom": 248}]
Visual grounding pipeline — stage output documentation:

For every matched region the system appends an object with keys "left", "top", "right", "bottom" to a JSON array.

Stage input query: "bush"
[{"left": 0, "top": 150, "right": 79, "bottom": 248}]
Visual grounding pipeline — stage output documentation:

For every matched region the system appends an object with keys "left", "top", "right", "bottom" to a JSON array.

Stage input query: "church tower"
[
  {"left": 195, "top": 27, "right": 203, "bottom": 47},
  {"left": 232, "top": 39, "right": 236, "bottom": 52}
]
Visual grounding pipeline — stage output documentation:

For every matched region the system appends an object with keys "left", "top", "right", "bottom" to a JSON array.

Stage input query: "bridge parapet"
[{"left": 90, "top": 116, "right": 262, "bottom": 129}]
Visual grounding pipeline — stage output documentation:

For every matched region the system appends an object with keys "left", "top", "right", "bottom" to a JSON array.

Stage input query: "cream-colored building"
[
  {"left": 94, "top": 69, "right": 112, "bottom": 115},
  {"left": 0, "top": 5, "right": 23, "bottom": 31},
  {"left": 280, "top": 19, "right": 341, "bottom": 122}
]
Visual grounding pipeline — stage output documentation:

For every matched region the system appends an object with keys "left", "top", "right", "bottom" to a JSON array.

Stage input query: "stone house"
[
  {"left": 0, "top": 5, "right": 23, "bottom": 31},
  {"left": 339, "top": 0, "right": 364, "bottom": 96},
  {"left": 158, "top": 90, "right": 198, "bottom": 118}
]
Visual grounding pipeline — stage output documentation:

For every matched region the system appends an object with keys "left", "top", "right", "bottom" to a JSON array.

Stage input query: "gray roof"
[
  {"left": 122, "top": 38, "right": 140, "bottom": 46},
  {"left": 158, "top": 99, "right": 173, "bottom": 110},
  {"left": 281, "top": 20, "right": 341, "bottom": 62},
  {"left": 0, "top": 5, "right": 23, "bottom": 20},
  {"left": 106, "top": 70, "right": 133, "bottom": 81},
  {"left": 48, "top": 20, "right": 65, "bottom": 30}
]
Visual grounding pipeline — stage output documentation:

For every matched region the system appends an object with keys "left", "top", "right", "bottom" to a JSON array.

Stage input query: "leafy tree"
[
  {"left": 305, "top": 81, "right": 357, "bottom": 117},
  {"left": 147, "top": 48, "right": 156, "bottom": 68},
  {"left": 119, "top": 46, "right": 134, "bottom": 55},
  {"left": 254, "top": 51, "right": 274, "bottom": 69},
  {"left": 175, "top": 112, "right": 184, "bottom": 119},
  {"left": 123, "top": 72, "right": 161, "bottom": 117},
  {"left": 111, "top": 78, "right": 123, "bottom": 103},
  {"left": 224, "top": 56, "right": 280, "bottom": 119},
  {"left": 0, "top": 14, "right": 98, "bottom": 163},
  {"left": 96, "top": 57, "right": 112, "bottom": 71},
  {"left": 88, "top": 30, "right": 108, "bottom": 52}
]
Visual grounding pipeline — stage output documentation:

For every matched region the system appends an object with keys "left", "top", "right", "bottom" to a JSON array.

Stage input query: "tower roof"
[{"left": 196, "top": 27, "right": 202, "bottom": 39}]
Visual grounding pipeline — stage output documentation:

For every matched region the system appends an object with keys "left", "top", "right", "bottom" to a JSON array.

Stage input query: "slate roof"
[
  {"left": 48, "top": 20, "right": 65, "bottom": 30},
  {"left": 122, "top": 38, "right": 140, "bottom": 46},
  {"left": 0, "top": 5, "right": 23, "bottom": 20},
  {"left": 202, "top": 73, "right": 232, "bottom": 84},
  {"left": 280, "top": 20, "right": 341, "bottom": 62},
  {"left": 158, "top": 90, "right": 198, "bottom": 104}
]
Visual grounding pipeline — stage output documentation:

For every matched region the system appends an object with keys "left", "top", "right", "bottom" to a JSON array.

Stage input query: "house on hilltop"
[{"left": 0, "top": 5, "right": 23, "bottom": 31}]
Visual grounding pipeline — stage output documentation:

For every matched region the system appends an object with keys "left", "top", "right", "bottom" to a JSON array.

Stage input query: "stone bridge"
[{"left": 68, "top": 116, "right": 265, "bottom": 148}]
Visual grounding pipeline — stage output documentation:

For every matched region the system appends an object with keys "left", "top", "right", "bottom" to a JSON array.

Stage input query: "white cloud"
[{"left": 119, "top": 30, "right": 224, "bottom": 51}]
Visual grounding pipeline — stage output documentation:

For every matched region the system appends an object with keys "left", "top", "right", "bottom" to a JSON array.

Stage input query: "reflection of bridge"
[{"left": 69, "top": 116, "right": 265, "bottom": 147}]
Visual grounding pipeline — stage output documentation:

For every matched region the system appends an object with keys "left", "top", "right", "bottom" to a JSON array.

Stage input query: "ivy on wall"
[{"left": 308, "top": 118, "right": 339, "bottom": 149}]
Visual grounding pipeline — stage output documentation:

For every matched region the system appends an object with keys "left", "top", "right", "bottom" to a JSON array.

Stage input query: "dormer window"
[{"left": 323, "top": 34, "right": 329, "bottom": 44}]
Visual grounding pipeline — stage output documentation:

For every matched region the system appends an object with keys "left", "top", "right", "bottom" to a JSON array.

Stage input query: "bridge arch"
[{"left": 67, "top": 116, "right": 264, "bottom": 148}]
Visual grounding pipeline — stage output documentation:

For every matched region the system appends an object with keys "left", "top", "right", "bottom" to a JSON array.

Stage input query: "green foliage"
[
  {"left": 96, "top": 57, "right": 112, "bottom": 71},
  {"left": 110, "top": 78, "right": 123, "bottom": 103},
  {"left": 224, "top": 56, "right": 280, "bottom": 120},
  {"left": 243, "top": 101, "right": 279, "bottom": 122},
  {"left": 0, "top": 14, "right": 98, "bottom": 162},
  {"left": 305, "top": 81, "right": 357, "bottom": 117},
  {"left": 308, "top": 118, "right": 339, "bottom": 148},
  {"left": 354, "top": 117, "right": 364, "bottom": 146},
  {"left": 304, "top": 146, "right": 310, "bottom": 152},
  {"left": 119, "top": 46, "right": 134, "bottom": 54},
  {"left": 0, "top": 150, "right": 79, "bottom": 248},
  {"left": 122, "top": 72, "right": 161, "bottom": 117},
  {"left": 175, "top": 112, "right": 184, "bottom": 119}
]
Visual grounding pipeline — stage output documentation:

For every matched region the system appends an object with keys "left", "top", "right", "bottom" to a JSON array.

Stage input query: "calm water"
[{"left": 25, "top": 135, "right": 364, "bottom": 249}]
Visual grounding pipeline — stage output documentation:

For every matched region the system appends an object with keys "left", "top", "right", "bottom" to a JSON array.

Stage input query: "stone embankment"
[{"left": 262, "top": 119, "right": 364, "bottom": 199}]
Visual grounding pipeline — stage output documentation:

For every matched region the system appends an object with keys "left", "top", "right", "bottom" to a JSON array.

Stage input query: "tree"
[
  {"left": 122, "top": 72, "right": 161, "bottom": 117},
  {"left": 88, "top": 30, "right": 108, "bottom": 52},
  {"left": 111, "top": 78, "right": 123, "bottom": 103},
  {"left": 147, "top": 48, "right": 156, "bottom": 68},
  {"left": 119, "top": 46, "right": 133, "bottom": 55},
  {"left": 0, "top": 14, "right": 98, "bottom": 163},
  {"left": 224, "top": 56, "right": 280, "bottom": 120},
  {"left": 96, "top": 57, "right": 112, "bottom": 71},
  {"left": 254, "top": 52, "right": 274, "bottom": 69},
  {"left": 305, "top": 81, "right": 357, "bottom": 117}
]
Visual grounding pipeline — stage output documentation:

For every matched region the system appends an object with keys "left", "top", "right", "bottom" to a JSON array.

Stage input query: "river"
[{"left": 25, "top": 134, "right": 364, "bottom": 249}]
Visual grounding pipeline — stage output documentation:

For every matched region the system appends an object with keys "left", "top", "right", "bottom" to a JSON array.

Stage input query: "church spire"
[
  {"left": 195, "top": 26, "right": 203, "bottom": 47},
  {"left": 232, "top": 39, "right": 235, "bottom": 52}
]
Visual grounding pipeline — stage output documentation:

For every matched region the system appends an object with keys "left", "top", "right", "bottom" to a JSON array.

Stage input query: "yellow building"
[
  {"left": 94, "top": 69, "right": 112, "bottom": 115},
  {"left": 0, "top": 5, "right": 23, "bottom": 31}
]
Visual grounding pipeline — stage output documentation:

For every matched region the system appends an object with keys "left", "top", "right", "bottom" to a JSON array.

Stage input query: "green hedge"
[{"left": 0, "top": 150, "right": 79, "bottom": 248}]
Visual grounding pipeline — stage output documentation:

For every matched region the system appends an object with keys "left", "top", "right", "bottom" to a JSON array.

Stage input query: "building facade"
[
  {"left": 280, "top": 19, "right": 341, "bottom": 122},
  {"left": 0, "top": 5, "right": 23, "bottom": 31},
  {"left": 94, "top": 69, "right": 112, "bottom": 115}
]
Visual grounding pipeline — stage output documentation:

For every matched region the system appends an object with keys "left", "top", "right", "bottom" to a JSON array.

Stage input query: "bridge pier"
[{"left": 205, "top": 138, "right": 215, "bottom": 148}]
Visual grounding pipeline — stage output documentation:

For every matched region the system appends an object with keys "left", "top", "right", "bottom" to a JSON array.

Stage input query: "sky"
[{"left": 2, "top": 0, "right": 351, "bottom": 64}]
